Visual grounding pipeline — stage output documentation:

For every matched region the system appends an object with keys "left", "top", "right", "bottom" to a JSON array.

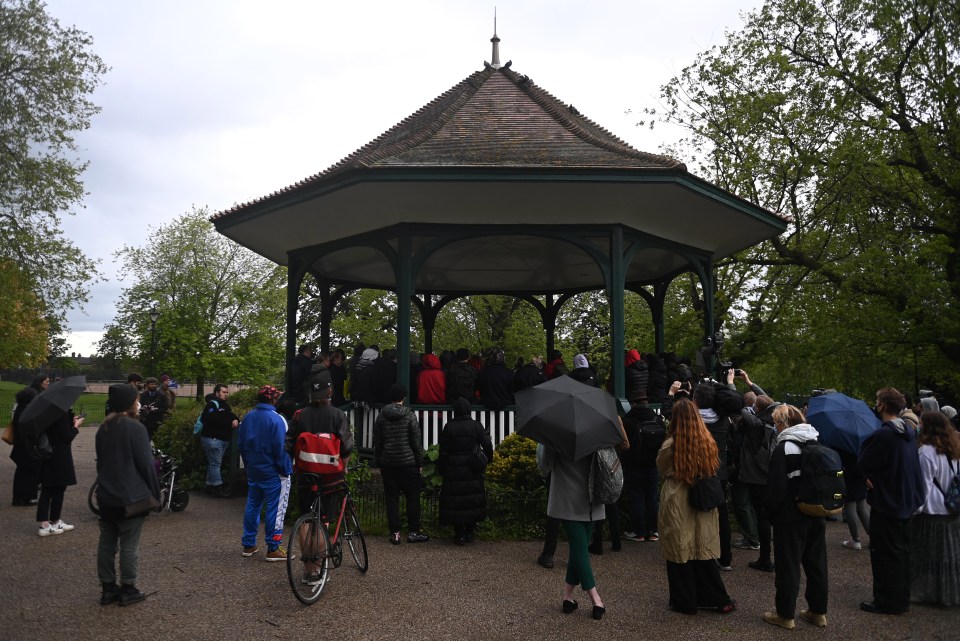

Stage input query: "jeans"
[
  {"left": 201, "top": 437, "right": 230, "bottom": 487},
  {"left": 98, "top": 514, "right": 146, "bottom": 586},
  {"left": 36, "top": 486, "right": 66, "bottom": 523},
  {"left": 731, "top": 480, "right": 758, "bottom": 544}
]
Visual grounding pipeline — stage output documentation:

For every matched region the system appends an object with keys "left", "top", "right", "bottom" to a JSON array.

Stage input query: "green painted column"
[
  {"left": 544, "top": 294, "right": 556, "bottom": 357},
  {"left": 701, "top": 259, "right": 716, "bottom": 374},
  {"left": 396, "top": 231, "right": 412, "bottom": 394},
  {"left": 609, "top": 228, "right": 626, "bottom": 399},
  {"left": 285, "top": 256, "right": 307, "bottom": 392},
  {"left": 654, "top": 280, "right": 668, "bottom": 354}
]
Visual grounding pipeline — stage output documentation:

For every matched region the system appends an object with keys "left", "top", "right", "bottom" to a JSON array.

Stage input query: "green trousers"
[{"left": 562, "top": 520, "right": 596, "bottom": 591}]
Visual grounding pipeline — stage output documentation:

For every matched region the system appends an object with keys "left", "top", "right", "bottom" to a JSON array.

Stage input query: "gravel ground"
[{"left": 0, "top": 426, "right": 955, "bottom": 641}]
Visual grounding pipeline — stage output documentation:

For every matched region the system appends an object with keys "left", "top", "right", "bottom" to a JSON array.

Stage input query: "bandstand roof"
[{"left": 212, "top": 58, "right": 788, "bottom": 294}]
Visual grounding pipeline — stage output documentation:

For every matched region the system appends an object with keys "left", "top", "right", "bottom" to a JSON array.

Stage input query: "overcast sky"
[{"left": 47, "top": 0, "right": 761, "bottom": 357}]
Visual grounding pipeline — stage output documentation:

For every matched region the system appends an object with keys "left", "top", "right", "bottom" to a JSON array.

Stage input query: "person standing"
[
  {"left": 10, "top": 387, "right": 41, "bottom": 506},
  {"left": 416, "top": 353, "right": 447, "bottom": 405},
  {"left": 290, "top": 344, "right": 315, "bottom": 405},
  {"left": 329, "top": 348, "right": 347, "bottom": 406},
  {"left": 447, "top": 348, "right": 478, "bottom": 403},
  {"left": 762, "top": 404, "right": 829, "bottom": 630},
  {"left": 95, "top": 384, "right": 161, "bottom": 607},
  {"left": 238, "top": 386, "right": 292, "bottom": 561},
  {"left": 477, "top": 348, "right": 514, "bottom": 410},
  {"left": 438, "top": 398, "right": 493, "bottom": 545},
  {"left": 138, "top": 377, "right": 168, "bottom": 440},
  {"left": 657, "top": 398, "right": 736, "bottom": 615},
  {"left": 621, "top": 392, "right": 664, "bottom": 542},
  {"left": 910, "top": 411, "right": 960, "bottom": 606},
  {"left": 537, "top": 429, "right": 608, "bottom": 619},
  {"left": 199, "top": 384, "right": 239, "bottom": 498},
  {"left": 858, "top": 387, "right": 926, "bottom": 614},
  {"left": 374, "top": 383, "right": 429, "bottom": 544},
  {"left": 36, "top": 399, "right": 84, "bottom": 537},
  {"left": 160, "top": 375, "right": 177, "bottom": 413}
]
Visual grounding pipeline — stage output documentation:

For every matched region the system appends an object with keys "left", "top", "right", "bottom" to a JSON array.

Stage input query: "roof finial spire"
[{"left": 489, "top": 8, "right": 501, "bottom": 69}]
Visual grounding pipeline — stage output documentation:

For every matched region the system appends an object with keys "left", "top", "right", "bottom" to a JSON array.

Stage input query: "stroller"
[{"left": 89, "top": 446, "right": 189, "bottom": 515}]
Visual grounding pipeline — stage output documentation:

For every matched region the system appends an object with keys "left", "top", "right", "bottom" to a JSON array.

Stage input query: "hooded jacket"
[
  {"left": 373, "top": 403, "right": 423, "bottom": 468},
  {"left": 416, "top": 353, "right": 447, "bottom": 405},
  {"left": 624, "top": 350, "right": 649, "bottom": 400},
  {"left": 765, "top": 423, "right": 820, "bottom": 523},
  {"left": 447, "top": 360, "right": 478, "bottom": 402},
  {"left": 858, "top": 418, "right": 926, "bottom": 519},
  {"left": 349, "top": 348, "right": 379, "bottom": 403}
]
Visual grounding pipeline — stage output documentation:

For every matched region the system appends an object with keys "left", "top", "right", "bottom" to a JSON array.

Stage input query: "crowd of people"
[{"left": 7, "top": 345, "right": 959, "bottom": 621}]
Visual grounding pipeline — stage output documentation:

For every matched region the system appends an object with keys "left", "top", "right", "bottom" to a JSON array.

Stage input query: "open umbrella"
[
  {"left": 17, "top": 375, "right": 87, "bottom": 439},
  {"left": 806, "top": 392, "right": 880, "bottom": 455},
  {"left": 515, "top": 375, "right": 622, "bottom": 461}
]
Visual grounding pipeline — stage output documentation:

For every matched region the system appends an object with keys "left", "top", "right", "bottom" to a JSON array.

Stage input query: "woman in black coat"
[
  {"left": 36, "top": 407, "right": 83, "bottom": 536},
  {"left": 10, "top": 387, "right": 41, "bottom": 506},
  {"left": 438, "top": 398, "right": 494, "bottom": 545}
]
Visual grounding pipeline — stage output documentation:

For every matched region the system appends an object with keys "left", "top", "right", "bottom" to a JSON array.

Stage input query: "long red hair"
[{"left": 670, "top": 398, "right": 719, "bottom": 486}]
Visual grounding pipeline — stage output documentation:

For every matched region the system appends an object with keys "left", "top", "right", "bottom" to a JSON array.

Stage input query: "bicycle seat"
[{"left": 298, "top": 473, "right": 347, "bottom": 494}]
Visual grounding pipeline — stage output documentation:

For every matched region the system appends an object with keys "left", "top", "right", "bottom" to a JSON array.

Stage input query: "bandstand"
[{"left": 211, "top": 34, "right": 787, "bottom": 449}]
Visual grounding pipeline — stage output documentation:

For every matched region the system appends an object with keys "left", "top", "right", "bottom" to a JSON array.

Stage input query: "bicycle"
[{"left": 287, "top": 473, "right": 368, "bottom": 604}]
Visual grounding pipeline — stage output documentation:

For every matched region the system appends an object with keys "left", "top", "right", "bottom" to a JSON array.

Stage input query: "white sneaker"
[
  {"left": 842, "top": 539, "right": 862, "bottom": 550},
  {"left": 38, "top": 524, "right": 62, "bottom": 537},
  {"left": 52, "top": 521, "right": 75, "bottom": 533}
]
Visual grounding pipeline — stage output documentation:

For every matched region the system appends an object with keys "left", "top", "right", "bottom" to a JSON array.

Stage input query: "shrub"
[{"left": 485, "top": 433, "right": 542, "bottom": 490}]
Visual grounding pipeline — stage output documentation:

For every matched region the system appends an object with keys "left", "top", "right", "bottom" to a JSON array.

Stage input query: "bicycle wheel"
[
  {"left": 286, "top": 513, "right": 330, "bottom": 605},
  {"left": 343, "top": 499, "right": 368, "bottom": 573},
  {"left": 88, "top": 482, "right": 100, "bottom": 516}
]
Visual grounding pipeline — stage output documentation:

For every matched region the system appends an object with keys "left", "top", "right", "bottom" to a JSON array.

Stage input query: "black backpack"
[
  {"left": 796, "top": 441, "right": 845, "bottom": 517},
  {"left": 635, "top": 416, "right": 666, "bottom": 468}
]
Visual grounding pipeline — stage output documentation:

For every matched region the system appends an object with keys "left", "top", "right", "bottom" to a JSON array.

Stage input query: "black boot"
[
  {"left": 118, "top": 584, "right": 146, "bottom": 607},
  {"left": 100, "top": 582, "right": 120, "bottom": 606}
]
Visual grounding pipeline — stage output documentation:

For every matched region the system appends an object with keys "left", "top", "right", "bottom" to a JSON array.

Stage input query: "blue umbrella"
[{"left": 807, "top": 392, "right": 880, "bottom": 455}]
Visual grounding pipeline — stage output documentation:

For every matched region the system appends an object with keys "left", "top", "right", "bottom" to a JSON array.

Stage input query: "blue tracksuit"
[{"left": 238, "top": 403, "right": 292, "bottom": 550}]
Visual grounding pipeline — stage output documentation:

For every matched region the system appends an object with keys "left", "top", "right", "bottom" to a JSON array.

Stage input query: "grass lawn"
[{"left": 0, "top": 381, "right": 108, "bottom": 424}]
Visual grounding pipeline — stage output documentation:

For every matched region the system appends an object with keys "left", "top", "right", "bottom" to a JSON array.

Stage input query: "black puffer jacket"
[
  {"left": 446, "top": 362, "right": 477, "bottom": 403},
  {"left": 624, "top": 350, "right": 649, "bottom": 400},
  {"left": 438, "top": 416, "right": 494, "bottom": 525},
  {"left": 644, "top": 353, "right": 668, "bottom": 403},
  {"left": 373, "top": 403, "right": 423, "bottom": 468}
]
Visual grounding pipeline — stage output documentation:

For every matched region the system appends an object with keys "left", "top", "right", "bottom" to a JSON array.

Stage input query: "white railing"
[{"left": 350, "top": 403, "right": 517, "bottom": 452}]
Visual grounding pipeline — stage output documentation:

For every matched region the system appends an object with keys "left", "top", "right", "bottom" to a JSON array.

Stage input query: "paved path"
[{"left": 0, "top": 426, "right": 955, "bottom": 641}]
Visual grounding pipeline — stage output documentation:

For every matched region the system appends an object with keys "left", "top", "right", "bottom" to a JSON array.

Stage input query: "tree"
[
  {"left": 0, "top": 258, "right": 48, "bottom": 367},
  {"left": 0, "top": 0, "right": 107, "bottom": 348},
  {"left": 647, "top": 0, "right": 960, "bottom": 398},
  {"left": 104, "top": 207, "right": 287, "bottom": 396}
]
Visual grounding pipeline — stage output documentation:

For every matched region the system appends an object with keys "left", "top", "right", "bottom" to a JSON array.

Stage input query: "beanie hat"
[{"left": 108, "top": 383, "right": 140, "bottom": 413}]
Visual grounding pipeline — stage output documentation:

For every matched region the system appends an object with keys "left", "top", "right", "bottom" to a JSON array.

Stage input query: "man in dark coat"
[
  {"left": 438, "top": 398, "right": 494, "bottom": 545},
  {"left": 857, "top": 386, "right": 926, "bottom": 615},
  {"left": 513, "top": 355, "right": 545, "bottom": 392},
  {"left": 447, "top": 348, "right": 478, "bottom": 403},
  {"left": 290, "top": 344, "right": 315, "bottom": 405},
  {"left": 477, "top": 348, "right": 514, "bottom": 410},
  {"left": 692, "top": 369, "right": 744, "bottom": 571},
  {"left": 138, "top": 378, "right": 169, "bottom": 440}
]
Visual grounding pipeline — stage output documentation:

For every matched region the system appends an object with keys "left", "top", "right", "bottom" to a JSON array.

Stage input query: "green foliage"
[
  {"left": 102, "top": 207, "right": 287, "bottom": 388},
  {"left": 152, "top": 403, "right": 209, "bottom": 490},
  {"left": 0, "top": 259, "right": 48, "bottom": 368},
  {"left": 345, "top": 457, "right": 371, "bottom": 494},
  {"left": 484, "top": 433, "right": 542, "bottom": 490},
  {"left": 647, "top": 0, "right": 960, "bottom": 399},
  {"left": 0, "top": 0, "right": 106, "bottom": 343},
  {"left": 228, "top": 386, "right": 259, "bottom": 410},
  {"left": 420, "top": 443, "right": 442, "bottom": 495}
]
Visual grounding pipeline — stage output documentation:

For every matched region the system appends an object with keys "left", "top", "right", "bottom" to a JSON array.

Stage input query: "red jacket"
[{"left": 416, "top": 354, "right": 447, "bottom": 405}]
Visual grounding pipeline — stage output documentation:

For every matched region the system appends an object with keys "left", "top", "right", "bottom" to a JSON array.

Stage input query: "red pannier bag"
[{"left": 294, "top": 432, "right": 343, "bottom": 474}]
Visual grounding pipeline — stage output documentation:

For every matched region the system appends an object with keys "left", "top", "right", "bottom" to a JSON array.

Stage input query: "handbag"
[
  {"left": 688, "top": 474, "right": 725, "bottom": 511},
  {"left": 470, "top": 442, "right": 489, "bottom": 472},
  {"left": 124, "top": 494, "right": 161, "bottom": 517},
  {"left": 1, "top": 422, "right": 14, "bottom": 446},
  {"left": 31, "top": 431, "right": 54, "bottom": 460}
]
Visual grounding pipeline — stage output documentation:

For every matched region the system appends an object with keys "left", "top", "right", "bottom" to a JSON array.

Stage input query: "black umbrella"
[
  {"left": 515, "top": 374, "right": 622, "bottom": 461},
  {"left": 17, "top": 375, "right": 87, "bottom": 439}
]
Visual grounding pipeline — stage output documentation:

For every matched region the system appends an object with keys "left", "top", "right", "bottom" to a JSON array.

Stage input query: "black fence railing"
[{"left": 333, "top": 485, "right": 547, "bottom": 539}]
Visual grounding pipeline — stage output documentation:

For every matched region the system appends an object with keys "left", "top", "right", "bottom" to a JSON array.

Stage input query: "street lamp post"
[{"left": 149, "top": 306, "right": 160, "bottom": 375}]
